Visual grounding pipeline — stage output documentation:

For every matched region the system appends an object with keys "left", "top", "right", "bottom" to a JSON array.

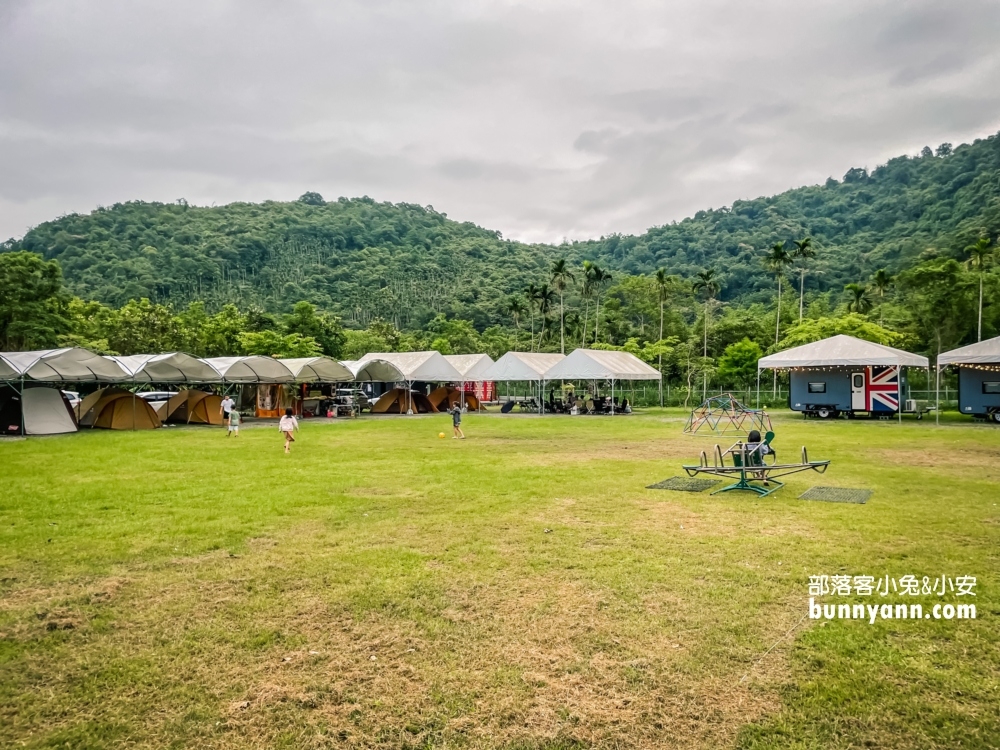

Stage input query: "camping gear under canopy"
[
  {"left": 481, "top": 352, "right": 565, "bottom": 381},
  {"left": 371, "top": 388, "right": 437, "bottom": 414},
  {"left": 343, "top": 359, "right": 406, "bottom": 382},
  {"left": 355, "top": 351, "right": 463, "bottom": 382},
  {"left": 938, "top": 335, "right": 1000, "bottom": 366},
  {"left": 444, "top": 353, "right": 496, "bottom": 381},
  {"left": 110, "top": 353, "right": 219, "bottom": 383},
  {"left": 757, "top": 335, "right": 929, "bottom": 369},
  {"left": 0, "top": 385, "right": 78, "bottom": 436},
  {"left": 201, "top": 356, "right": 295, "bottom": 383},
  {"left": 544, "top": 349, "right": 660, "bottom": 380},
  {"left": 279, "top": 357, "right": 354, "bottom": 382},
  {"left": 1, "top": 348, "right": 129, "bottom": 382}
]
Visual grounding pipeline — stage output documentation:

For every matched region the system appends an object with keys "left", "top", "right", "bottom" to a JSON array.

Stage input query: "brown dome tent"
[
  {"left": 80, "top": 390, "right": 161, "bottom": 430},
  {"left": 77, "top": 387, "right": 130, "bottom": 424},
  {"left": 158, "top": 390, "right": 224, "bottom": 424},
  {"left": 427, "top": 386, "right": 479, "bottom": 411},
  {"left": 371, "top": 388, "right": 437, "bottom": 414}
]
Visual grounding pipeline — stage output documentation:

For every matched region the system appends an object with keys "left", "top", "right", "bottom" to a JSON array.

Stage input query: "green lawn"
[{"left": 1, "top": 410, "right": 998, "bottom": 749}]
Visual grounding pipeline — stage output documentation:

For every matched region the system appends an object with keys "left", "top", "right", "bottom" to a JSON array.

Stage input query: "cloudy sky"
[{"left": 3, "top": 0, "right": 1000, "bottom": 244}]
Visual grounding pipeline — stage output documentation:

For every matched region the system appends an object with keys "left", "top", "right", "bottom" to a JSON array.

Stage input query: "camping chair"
[
  {"left": 585, "top": 399, "right": 595, "bottom": 414},
  {"left": 500, "top": 400, "right": 515, "bottom": 414},
  {"left": 682, "top": 431, "right": 829, "bottom": 497}
]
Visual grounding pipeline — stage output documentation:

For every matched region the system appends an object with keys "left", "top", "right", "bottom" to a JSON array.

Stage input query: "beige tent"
[
  {"left": 77, "top": 387, "right": 130, "bottom": 424},
  {"left": 158, "top": 390, "right": 224, "bottom": 424},
  {"left": 427, "top": 385, "right": 479, "bottom": 411},
  {"left": 83, "top": 391, "right": 161, "bottom": 430},
  {"left": 371, "top": 388, "right": 437, "bottom": 414}
]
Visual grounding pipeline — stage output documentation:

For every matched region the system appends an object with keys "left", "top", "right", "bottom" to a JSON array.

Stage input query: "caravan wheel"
[
  {"left": 992, "top": 412, "right": 1000, "bottom": 424},
  {"left": 816, "top": 407, "right": 836, "bottom": 419}
]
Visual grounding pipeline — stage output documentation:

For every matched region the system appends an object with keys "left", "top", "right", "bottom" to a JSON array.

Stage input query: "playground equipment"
[
  {"left": 682, "top": 431, "right": 830, "bottom": 496},
  {"left": 684, "top": 393, "right": 771, "bottom": 436}
]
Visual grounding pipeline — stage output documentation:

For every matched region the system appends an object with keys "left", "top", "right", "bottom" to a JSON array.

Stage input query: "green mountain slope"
[{"left": 7, "top": 132, "right": 1000, "bottom": 328}]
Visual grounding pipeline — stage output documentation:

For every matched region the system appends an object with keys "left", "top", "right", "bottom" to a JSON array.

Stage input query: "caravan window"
[
  {"left": 807, "top": 382, "right": 827, "bottom": 393},
  {"left": 983, "top": 382, "right": 1000, "bottom": 394}
]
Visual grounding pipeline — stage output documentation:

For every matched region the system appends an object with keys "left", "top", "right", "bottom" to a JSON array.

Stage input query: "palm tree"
[
  {"left": 844, "top": 283, "right": 873, "bottom": 314},
  {"left": 791, "top": 237, "right": 815, "bottom": 323},
  {"left": 535, "top": 284, "right": 556, "bottom": 349},
  {"left": 524, "top": 283, "right": 539, "bottom": 352},
  {"left": 764, "top": 241, "right": 793, "bottom": 346},
  {"left": 505, "top": 295, "right": 526, "bottom": 350},
  {"left": 550, "top": 258, "right": 575, "bottom": 354},
  {"left": 692, "top": 269, "right": 720, "bottom": 400},
  {"left": 655, "top": 269, "right": 670, "bottom": 406},
  {"left": 966, "top": 236, "right": 993, "bottom": 341},
  {"left": 592, "top": 266, "right": 612, "bottom": 344},
  {"left": 870, "top": 268, "right": 893, "bottom": 326},
  {"left": 580, "top": 261, "right": 596, "bottom": 346}
]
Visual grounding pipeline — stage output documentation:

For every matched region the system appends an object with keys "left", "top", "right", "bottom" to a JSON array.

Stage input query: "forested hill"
[
  {"left": 581, "top": 133, "right": 1000, "bottom": 299},
  {"left": 7, "top": 131, "right": 1000, "bottom": 329}
]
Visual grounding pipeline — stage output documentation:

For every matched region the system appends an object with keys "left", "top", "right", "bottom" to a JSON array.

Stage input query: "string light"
[{"left": 959, "top": 363, "right": 1000, "bottom": 372}]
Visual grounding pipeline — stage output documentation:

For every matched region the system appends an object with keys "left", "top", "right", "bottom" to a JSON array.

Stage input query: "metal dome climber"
[{"left": 683, "top": 393, "right": 772, "bottom": 436}]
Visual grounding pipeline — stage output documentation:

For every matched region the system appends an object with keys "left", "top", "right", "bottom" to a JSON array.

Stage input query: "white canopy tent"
[
  {"left": 936, "top": 335, "right": 1000, "bottom": 424},
  {"left": 545, "top": 349, "right": 660, "bottom": 414},
  {"left": 201, "top": 356, "right": 295, "bottom": 383},
  {"left": 110, "top": 353, "right": 220, "bottom": 383},
  {"left": 1, "top": 348, "right": 129, "bottom": 382},
  {"left": 757, "top": 334, "right": 929, "bottom": 423},
  {"left": 279, "top": 357, "right": 354, "bottom": 382},
  {"left": 343, "top": 359, "right": 407, "bottom": 383},
  {"left": 443, "top": 353, "right": 496, "bottom": 411},
  {"left": 481, "top": 352, "right": 565, "bottom": 414},
  {"left": 353, "top": 351, "right": 463, "bottom": 414}
]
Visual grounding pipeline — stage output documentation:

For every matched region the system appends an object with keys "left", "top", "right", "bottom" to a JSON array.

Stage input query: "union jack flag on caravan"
[{"left": 866, "top": 366, "right": 899, "bottom": 412}]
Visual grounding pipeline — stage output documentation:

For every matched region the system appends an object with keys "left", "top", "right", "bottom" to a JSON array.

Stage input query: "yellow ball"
[{"left": 438, "top": 432, "right": 445, "bottom": 438}]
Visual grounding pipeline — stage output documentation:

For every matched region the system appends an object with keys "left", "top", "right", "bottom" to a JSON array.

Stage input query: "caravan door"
[{"left": 851, "top": 371, "right": 866, "bottom": 411}]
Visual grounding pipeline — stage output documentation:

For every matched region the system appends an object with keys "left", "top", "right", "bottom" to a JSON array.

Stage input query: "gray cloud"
[{"left": 3, "top": 0, "right": 1000, "bottom": 244}]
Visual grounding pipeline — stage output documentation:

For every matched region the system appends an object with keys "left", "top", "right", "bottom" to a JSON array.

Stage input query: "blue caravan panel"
[
  {"left": 957, "top": 366, "right": 1000, "bottom": 420},
  {"left": 789, "top": 366, "right": 905, "bottom": 418}
]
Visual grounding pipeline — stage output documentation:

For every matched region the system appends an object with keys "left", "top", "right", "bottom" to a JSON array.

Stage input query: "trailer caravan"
[
  {"left": 938, "top": 336, "right": 1000, "bottom": 423},
  {"left": 758, "top": 335, "right": 929, "bottom": 419}
]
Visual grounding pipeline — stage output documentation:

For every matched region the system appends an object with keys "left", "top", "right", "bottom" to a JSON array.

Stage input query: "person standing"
[
  {"left": 227, "top": 408, "right": 241, "bottom": 437},
  {"left": 220, "top": 394, "right": 235, "bottom": 428},
  {"left": 279, "top": 407, "right": 299, "bottom": 454},
  {"left": 451, "top": 402, "right": 465, "bottom": 439}
]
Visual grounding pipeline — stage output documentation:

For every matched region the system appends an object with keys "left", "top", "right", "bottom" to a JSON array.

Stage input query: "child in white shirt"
[{"left": 279, "top": 408, "right": 299, "bottom": 454}]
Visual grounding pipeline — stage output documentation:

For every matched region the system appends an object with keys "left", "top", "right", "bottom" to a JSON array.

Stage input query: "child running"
[
  {"left": 227, "top": 408, "right": 241, "bottom": 437},
  {"left": 279, "top": 407, "right": 299, "bottom": 454},
  {"left": 451, "top": 402, "right": 465, "bottom": 439}
]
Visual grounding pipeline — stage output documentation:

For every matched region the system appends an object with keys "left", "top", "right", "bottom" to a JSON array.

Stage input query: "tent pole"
[
  {"left": 19, "top": 375, "right": 26, "bottom": 437},
  {"left": 756, "top": 368, "right": 761, "bottom": 409},
  {"left": 897, "top": 365, "right": 902, "bottom": 424},
  {"left": 935, "top": 363, "right": 940, "bottom": 426},
  {"left": 611, "top": 379, "right": 615, "bottom": 415}
]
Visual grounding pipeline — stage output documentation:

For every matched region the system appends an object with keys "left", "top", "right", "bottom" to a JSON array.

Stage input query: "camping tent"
[
  {"left": 201, "top": 356, "right": 295, "bottom": 383},
  {"left": 158, "top": 390, "right": 224, "bottom": 424},
  {"left": 371, "top": 388, "right": 437, "bottom": 414},
  {"left": 481, "top": 352, "right": 565, "bottom": 414},
  {"left": 109, "top": 353, "right": 219, "bottom": 383},
  {"left": 427, "top": 386, "right": 480, "bottom": 411},
  {"left": 0, "top": 385, "right": 78, "bottom": 436},
  {"left": 0, "top": 348, "right": 128, "bottom": 382},
  {"left": 79, "top": 389, "right": 161, "bottom": 430},
  {"left": 279, "top": 357, "right": 354, "bottom": 382},
  {"left": 355, "top": 351, "right": 463, "bottom": 382},
  {"left": 343, "top": 359, "right": 407, "bottom": 383},
  {"left": 544, "top": 349, "right": 660, "bottom": 414},
  {"left": 757, "top": 335, "right": 928, "bottom": 369}
]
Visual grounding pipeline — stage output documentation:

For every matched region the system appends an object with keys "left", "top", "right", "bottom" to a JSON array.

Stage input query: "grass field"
[{"left": 1, "top": 410, "right": 998, "bottom": 749}]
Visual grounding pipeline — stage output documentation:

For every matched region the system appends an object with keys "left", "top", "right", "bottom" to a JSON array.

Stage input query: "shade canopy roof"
[
  {"left": 110, "top": 353, "right": 220, "bottom": 383},
  {"left": 201, "top": 356, "right": 295, "bottom": 383},
  {"left": 279, "top": 357, "right": 354, "bottom": 382},
  {"left": 938, "top": 335, "right": 1000, "bottom": 366},
  {"left": 343, "top": 359, "right": 407, "bottom": 382},
  {"left": 481, "top": 352, "right": 565, "bottom": 381},
  {"left": 0, "top": 348, "right": 129, "bottom": 382},
  {"left": 355, "top": 351, "right": 463, "bottom": 382},
  {"left": 545, "top": 349, "right": 661, "bottom": 380},
  {"left": 757, "top": 335, "right": 928, "bottom": 369},
  {"left": 444, "top": 353, "right": 496, "bottom": 380}
]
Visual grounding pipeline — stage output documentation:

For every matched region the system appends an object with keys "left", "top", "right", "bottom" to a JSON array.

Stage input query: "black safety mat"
[
  {"left": 647, "top": 477, "right": 721, "bottom": 492},
  {"left": 799, "top": 486, "right": 872, "bottom": 504}
]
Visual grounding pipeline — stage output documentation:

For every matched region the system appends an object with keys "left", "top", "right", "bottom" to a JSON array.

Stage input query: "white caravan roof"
[
  {"left": 758, "top": 334, "right": 928, "bottom": 369},
  {"left": 938, "top": 335, "right": 1000, "bottom": 366}
]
